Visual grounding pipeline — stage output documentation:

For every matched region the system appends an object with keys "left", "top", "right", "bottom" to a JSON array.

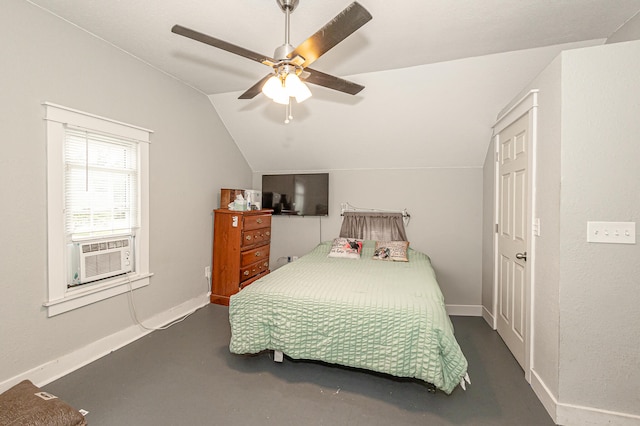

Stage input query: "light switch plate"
[{"left": 587, "top": 221, "right": 636, "bottom": 244}]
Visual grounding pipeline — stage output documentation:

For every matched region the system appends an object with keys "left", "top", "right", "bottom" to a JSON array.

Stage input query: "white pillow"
[
  {"left": 372, "top": 240, "right": 409, "bottom": 262},
  {"left": 328, "top": 237, "right": 363, "bottom": 259}
]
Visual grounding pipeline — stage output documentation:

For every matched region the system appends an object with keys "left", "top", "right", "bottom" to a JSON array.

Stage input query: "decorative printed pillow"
[
  {"left": 328, "top": 238, "right": 363, "bottom": 259},
  {"left": 373, "top": 240, "right": 410, "bottom": 262}
]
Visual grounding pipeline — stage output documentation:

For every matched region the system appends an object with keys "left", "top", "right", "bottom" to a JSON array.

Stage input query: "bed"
[{"left": 228, "top": 236, "right": 469, "bottom": 394}]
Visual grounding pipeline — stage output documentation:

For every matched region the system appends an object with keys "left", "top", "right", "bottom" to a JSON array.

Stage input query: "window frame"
[
  {"left": 64, "top": 127, "right": 140, "bottom": 239},
  {"left": 44, "top": 103, "right": 153, "bottom": 317}
]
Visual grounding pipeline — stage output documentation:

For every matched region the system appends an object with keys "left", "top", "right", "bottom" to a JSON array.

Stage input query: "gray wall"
[
  {"left": 255, "top": 167, "right": 484, "bottom": 309},
  {"left": 482, "top": 39, "right": 640, "bottom": 421},
  {"left": 0, "top": 1, "right": 251, "bottom": 385}
]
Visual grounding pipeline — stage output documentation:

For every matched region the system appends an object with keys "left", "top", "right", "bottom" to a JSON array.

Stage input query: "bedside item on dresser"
[
  {"left": 244, "top": 189, "right": 261, "bottom": 210},
  {"left": 211, "top": 208, "right": 273, "bottom": 305},
  {"left": 220, "top": 188, "right": 245, "bottom": 209},
  {"left": 231, "top": 194, "right": 248, "bottom": 211},
  {"left": 220, "top": 188, "right": 261, "bottom": 210}
]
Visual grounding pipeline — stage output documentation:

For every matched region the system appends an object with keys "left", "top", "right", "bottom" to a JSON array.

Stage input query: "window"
[
  {"left": 44, "top": 103, "right": 152, "bottom": 316},
  {"left": 64, "top": 128, "right": 139, "bottom": 239}
]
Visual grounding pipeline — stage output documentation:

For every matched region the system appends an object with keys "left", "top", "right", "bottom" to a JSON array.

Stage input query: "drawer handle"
[
  {"left": 263, "top": 262, "right": 268, "bottom": 267},
  {"left": 256, "top": 218, "right": 263, "bottom": 224},
  {"left": 245, "top": 235, "right": 252, "bottom": 241},
  {"left": 255, "top": 251, "right": 262, "bottom": 257},
  {"left": 243, "top": 270, "right": 250, "bottom": 276},
  {"left": 265, "top": 231, "right": 270, "bottom": 236}
]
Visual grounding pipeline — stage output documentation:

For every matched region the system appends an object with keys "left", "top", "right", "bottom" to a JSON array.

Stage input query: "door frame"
[{"left": 491, "top": 89, "right": 538, "bottom": 383}]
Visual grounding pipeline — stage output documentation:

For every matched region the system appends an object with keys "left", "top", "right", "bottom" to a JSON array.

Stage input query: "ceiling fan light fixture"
[
  {"left": 272, "top": 91, "right": 291, "bottom": 105},
  {"left": 262, "top": 74, "right": 289, "bottom": 104},
  {"left": 172, "top": 1, "right": 372, "bottom": 122},
  {"left": 285, "top": 73, "right": 312, "bottom": 103},
  {"left": 261, "top": 70, "right": 312, "bottom": 105},
  {"left": 294, "top": 85, "right": 312, "bottom": 103},
  {"left": 261, "top": 75, "right": 283, "bottom": 100}
]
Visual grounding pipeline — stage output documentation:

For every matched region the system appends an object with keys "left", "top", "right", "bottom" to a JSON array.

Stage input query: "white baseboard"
[
  {"left": 531, "top": 369, "right": 640, "bottom": 426},
  {"left": 557, "top": 402, "right": 640, "bottom": 426},
  {"left": 530, "top": 369, "right": 558, "bottom": 423},
  {"left": 482, "top": 306, "right": 496, "bottom": 329},
  {"left": 0, "top": 293, "right": 209, "bottom": 393},
  {"left": 446, "top": 304, "right": 483, "bottom": 316}
]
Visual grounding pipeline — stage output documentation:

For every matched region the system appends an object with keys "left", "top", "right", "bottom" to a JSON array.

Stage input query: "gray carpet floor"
[{"left": 44, "top": 303, "right": 554, "bottom": 425}]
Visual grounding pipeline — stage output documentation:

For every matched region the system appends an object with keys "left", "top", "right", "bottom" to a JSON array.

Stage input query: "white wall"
[
  {"left": 527, "top": 57, "right": 564, "bottom": 407},
  {"left": 0, "top": 1, "right": 252, "bottom": 388},
  {"left": 480, "top": 139, "right": 496, "bottom": 324},
  {"left": 255, "top": 167, "right": 484, "bottom": 311},
  {"left": 557, "top": 41, "right": 640, "bottom": 421},
  {"left": 483, "top": 40, "right": 640, "bottom": 424}
]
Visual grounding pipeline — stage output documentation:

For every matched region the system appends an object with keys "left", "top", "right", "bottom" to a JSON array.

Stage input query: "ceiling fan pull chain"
[
  {"left": 285, "top": 99, "right": 292, "bottom": 124},
  {"left": 289, "top": 99, "right": 294, "bottom": 121}
]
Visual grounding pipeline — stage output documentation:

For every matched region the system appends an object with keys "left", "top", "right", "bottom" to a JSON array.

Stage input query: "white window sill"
[{"left": 43, "top": 273, "right": 153, "bottom": 317}]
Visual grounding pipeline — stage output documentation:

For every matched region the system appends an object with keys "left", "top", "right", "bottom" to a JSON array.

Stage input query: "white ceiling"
[{"left": 28, "top": 0, "right": 640, "bottom": 170}]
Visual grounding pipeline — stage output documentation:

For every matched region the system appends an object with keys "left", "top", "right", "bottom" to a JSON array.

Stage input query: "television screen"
[{"left": 262, "top": 173, "right": 329, "bottom": 216}]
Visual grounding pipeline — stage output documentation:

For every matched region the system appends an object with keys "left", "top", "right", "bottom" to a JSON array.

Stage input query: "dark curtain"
[{"left": 339, "top": 212, "right": 407, "bottom": 241}]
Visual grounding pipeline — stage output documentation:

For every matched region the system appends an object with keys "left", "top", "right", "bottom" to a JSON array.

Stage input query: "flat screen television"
[{"left": 262, "top": 173, "right": 329, "bottom": 216}]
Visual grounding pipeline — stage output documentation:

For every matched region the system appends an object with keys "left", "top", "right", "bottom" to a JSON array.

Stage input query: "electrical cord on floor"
[{"left": 126, "top": 273, "right": 205, "bottom": 331}]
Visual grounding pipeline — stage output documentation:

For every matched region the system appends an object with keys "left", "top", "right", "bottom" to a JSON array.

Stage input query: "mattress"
[{"left": 229, "top": 240, "right": 468, "bottom": 394}]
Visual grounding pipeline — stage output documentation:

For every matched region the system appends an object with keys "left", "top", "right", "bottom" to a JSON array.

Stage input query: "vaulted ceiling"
[{"left": 28, "top": 0, "right": 640, "bottom": 171}]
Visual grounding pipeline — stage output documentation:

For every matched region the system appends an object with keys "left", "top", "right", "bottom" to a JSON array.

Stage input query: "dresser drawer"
[
  {"left": 241, "top": 246, "right": 270, "bottom": 267},
  {"left": 239, "top": 271, "right": 268, "bottom": 290},
  {"left": 242, "top": 227, "right": 271, "bottom": 247},
  {"left": 240, "top": 259, "right": 270, "bottom": 282},
  {"left": 244, "top": 214, "right": 271, "bottom": 231}
]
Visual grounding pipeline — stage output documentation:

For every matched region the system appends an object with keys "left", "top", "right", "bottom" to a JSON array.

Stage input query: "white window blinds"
[{"left": 64, "top": 127, "right": 139, "bottom": 238}]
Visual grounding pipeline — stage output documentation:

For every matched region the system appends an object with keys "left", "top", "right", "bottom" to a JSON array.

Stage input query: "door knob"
[{"left": 515, "top": 252, "right": 527, "bottom": 261}]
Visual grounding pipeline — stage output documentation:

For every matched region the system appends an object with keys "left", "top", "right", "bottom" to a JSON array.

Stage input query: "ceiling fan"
[{"left": 172, "top": 0, "right": 372, "bottom": 122}]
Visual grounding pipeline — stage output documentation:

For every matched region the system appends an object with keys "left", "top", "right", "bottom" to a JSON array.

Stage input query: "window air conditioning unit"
[{"left": 68, "top": 236, "right": 134, "bottom": 286}]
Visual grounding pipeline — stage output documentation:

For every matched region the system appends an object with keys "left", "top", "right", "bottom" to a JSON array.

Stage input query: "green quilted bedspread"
[{"left": 229, "top": 240, "right": 468, "bottom": 394}]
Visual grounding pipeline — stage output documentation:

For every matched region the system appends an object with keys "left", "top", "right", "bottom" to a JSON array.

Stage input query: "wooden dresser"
[{"left": 211, "top": 208, "right": 272, "bottom": 305}]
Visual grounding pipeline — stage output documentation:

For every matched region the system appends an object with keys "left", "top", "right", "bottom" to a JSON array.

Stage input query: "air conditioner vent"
[
  {"left": 69, "top": 236, "right": 133, "bottom": 286},
  {"left": 81, "top": 238, "right": 128, "bottom": 254}
]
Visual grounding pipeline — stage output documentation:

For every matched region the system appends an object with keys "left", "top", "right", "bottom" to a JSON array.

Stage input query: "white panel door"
[{"left": 496, "top": 113, "right": 529, "bottom": 369}]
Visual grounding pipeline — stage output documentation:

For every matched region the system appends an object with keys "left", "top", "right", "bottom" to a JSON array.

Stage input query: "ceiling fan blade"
[
  {"left": 288, "top": 2, "right": 372, "bottom": 68},
  {"left": 172, "top": 25, "right": 276, "bottom": 66},
  {"left": 238, "top": 74, "right": 273, "bottom": 99},
  {"left": 303, "top": 68, "right": 364, "bottom": 95}
]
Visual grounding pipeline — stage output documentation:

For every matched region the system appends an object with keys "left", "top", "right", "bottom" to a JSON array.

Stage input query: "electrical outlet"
[{"left": 204, "top": 266, "right": 211, "bottom": 279}]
